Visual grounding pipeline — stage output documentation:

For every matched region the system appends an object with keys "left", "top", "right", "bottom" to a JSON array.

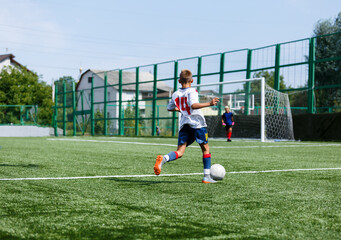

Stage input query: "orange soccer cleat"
[
  {"left": 202, "top": 176, "right": 217, "bottom": 184},
  {"left": 154, "top": 155, "right": 163, "bottom": 175}
]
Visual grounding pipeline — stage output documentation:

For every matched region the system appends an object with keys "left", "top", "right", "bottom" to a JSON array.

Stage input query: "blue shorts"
[{"left": 178, "top": 124, "right": 208, "bottom": 146}]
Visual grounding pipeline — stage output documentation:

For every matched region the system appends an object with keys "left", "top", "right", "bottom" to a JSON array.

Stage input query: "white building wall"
[
  {"left": 0, "top": 58, "right": 16, "bottom": 70},
  {"left": 77, "top": 71, "right": 118, "bottom": 116},
  {"left": 76, "top": 70, "right": 153, "bottom": 134},
  {"left": 77, "top": 71, "right": 131, "bottom": 133}
]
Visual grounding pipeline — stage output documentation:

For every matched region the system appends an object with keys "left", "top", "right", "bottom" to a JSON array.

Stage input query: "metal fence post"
[
  {"left": 197, "top": 56, "right": 202, "bottom": 92},
  {"left": 80, "top": 90, "right": 84, "bottom": 135},
  {"left": 274, "top": 44, "right": 281, "bottom": 91},
  {"left": 308, "top": 38, "right": 316, "bottom": 114},
  {"left": 135, "top": 67, "right": 140, "bottom": 136},
  {"left": 104, "top": 72, "right": 108, "bottom": 136},
  {"left": 245, "top": 49, "right": 252, "bottom": 115},
  {"left": 72, "top": 81, "right": 76, "bottom": 136},
  {"left": 152, "top": 64, "right": 158, "bottom": 136},
  {"left": 20, "top": 105, "right": 24, "bottom": 125},
  {"left": 54, "top": 81, "right": 58, "bottom": 136},
  {"left": 172, "top": 61, "right": 178, "bottom": 137},
  {"left": 63, "top": 80, "right": 66, "bottom": 136},
  {"left": 118, "top": 70, "right": 123, "bottom": 136},
  {"left": 219, "top": 52, "right": 225, "bottom": 115},
  {"left": 91, "top": 76, "right": 94, "bottom": 136}
]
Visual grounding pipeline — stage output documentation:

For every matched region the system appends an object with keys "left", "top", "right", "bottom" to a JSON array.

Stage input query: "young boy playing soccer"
[
  {"left": 153, "top": 69, "right": 219, "bottom": 183},
  {"left": 222, "top": 106, "right": 234, "bottom": 142}
]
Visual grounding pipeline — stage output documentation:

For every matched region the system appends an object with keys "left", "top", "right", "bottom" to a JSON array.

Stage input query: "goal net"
[
  {"left": 264, "top": 84, "right": 294, "bottom": 141},
  {"left": 192, "top": 78, "right": 294, "bottom": 142}
]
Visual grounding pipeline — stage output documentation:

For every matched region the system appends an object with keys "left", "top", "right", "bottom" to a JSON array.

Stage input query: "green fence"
[
  {"left": 0, "top": 105, "right": 38, "bottom": 125},
  {"left": 53, "top": 32, "right": 341, "bottom": 137}
]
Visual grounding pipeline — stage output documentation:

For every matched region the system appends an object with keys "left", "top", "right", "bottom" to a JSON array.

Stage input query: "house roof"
[
  {"left": 0, "top": 54, "right": 14, "bottom": 62},
  {"left": 0, "top": 54, "right": 30, "bottom": 72},
  {"left": 78, "top": 69, "right": 172, "bottom": 92}
]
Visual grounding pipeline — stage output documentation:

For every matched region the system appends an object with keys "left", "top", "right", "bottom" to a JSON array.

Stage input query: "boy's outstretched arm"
[
  {"left": 192, "top": 97, "right": 219, "bottom": 109},
  {"left": 168, "top": 107, "right": 180, "bottom": 112}
]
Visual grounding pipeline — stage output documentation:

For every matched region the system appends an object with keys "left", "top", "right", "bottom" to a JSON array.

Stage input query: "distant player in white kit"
[{"left": 153, "top": 69, "right": 219, "bottom": 183}]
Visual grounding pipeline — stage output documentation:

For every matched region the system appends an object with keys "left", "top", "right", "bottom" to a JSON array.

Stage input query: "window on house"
[{"left": 88, "top": 77, "right": 92, "bottom": 83}]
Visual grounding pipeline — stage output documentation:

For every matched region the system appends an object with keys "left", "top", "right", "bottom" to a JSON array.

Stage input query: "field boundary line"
[
  {"left": 47, "top": 138, "right": 177, "bottom": 147},
  {"left": 46, "top": 138, "right": 341, "bottom": 149},
  {"left": 1, "top": 168, "right": 341, "bottom": 181}
]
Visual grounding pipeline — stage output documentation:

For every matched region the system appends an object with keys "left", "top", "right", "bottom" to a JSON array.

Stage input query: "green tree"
[
  {"left": 94, "top": 109, "right": 104, "bottom": 134},
  {"left": 0, "top": 66, "right": 53, "bottom": 125},
  {"left": 54, "top": 76, "right": 77, "bottom": 131},
  {"left": 252, "top": 71, "right": 287, "bottom": 90},
  {"left": 238, "top": 71, "right": 287, "bottom": 95},
  {"left": 123, "top": 99, "right": 146, "bottom": 136},
  {"left": 124, "top": 101, "right": 136, "bottom": 136},
  {"left": 313, "top": 12, "right": 341, "bottom": 111},
  {"left": 54, "top": 76, "right": 75, "bottom": 107}
]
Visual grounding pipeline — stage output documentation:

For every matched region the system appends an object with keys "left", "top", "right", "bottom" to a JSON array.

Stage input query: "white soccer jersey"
[{"left": 167, "top": 87, "right": 207, "bottom": 130}]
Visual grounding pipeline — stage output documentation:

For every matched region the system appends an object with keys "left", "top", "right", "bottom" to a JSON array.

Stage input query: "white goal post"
[{"left": 190, "top": 77, "right": 294, "bottom": 142}]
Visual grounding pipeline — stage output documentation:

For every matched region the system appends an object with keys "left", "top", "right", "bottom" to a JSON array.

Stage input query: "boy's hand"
[
  {"left": 168, "top": 107, "right": 180, "bottom": 112},
  {"left": 210, "top": 97, "right": 219, "bottom": 106},
  {"left": 222, "top": 123, "right": 226, "bottom": 126}
]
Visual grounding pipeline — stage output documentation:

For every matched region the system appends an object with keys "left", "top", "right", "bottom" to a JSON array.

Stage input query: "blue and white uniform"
[{"left": 167, "top": 87, "right": 208, "bottom": 146}]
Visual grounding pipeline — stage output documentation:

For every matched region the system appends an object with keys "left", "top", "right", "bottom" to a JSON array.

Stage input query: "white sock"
[
  {"left": 161, "top": 155, "right": 169, "bottom": 166},
  {"left": 204, "top": 168, "right": 210, "bottom": 178}
]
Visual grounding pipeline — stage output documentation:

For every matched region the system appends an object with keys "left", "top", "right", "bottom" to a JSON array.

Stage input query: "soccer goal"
[{"left": 192, "top": 77, "right": 295, "bottom": 142}]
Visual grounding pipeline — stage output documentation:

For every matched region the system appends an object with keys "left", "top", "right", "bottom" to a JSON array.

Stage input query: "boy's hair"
[{"left": 179, "top": 69, "right": 192, "bottom": 84}]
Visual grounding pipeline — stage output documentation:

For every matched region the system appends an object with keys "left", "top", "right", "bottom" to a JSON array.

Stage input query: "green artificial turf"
[{"left": 0, "top": 137, "right": 340, "bottom": 239}]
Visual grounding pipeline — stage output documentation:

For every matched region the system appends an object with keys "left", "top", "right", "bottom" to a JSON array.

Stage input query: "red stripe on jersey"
[{"left": 175, "top": 97, "right": 180, "bottom": 109}]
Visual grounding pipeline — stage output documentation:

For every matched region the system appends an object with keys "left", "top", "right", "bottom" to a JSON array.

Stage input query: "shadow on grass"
[
  {"left": 107, "top": 178, "right": 198, "bottom": 185},
  {"left": 0, "top": 163, "right": 39, "bottom": 168}
]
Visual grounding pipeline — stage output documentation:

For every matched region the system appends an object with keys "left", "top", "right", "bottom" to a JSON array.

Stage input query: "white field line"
[
  {"left": 47, "top": 138, "right": 176, "bottom": 147},
  {"left": 47, "top": 138, "right": 341, "bottom": 149},
  {"left": 211, "top": 144, "right": 341, "bottom": 149},
  {"left": 1, "top": 168, "right": 341, "bottom": 181}
]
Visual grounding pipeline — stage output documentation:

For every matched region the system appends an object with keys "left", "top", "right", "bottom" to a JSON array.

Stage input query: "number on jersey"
[{"left": 175, "top": 97, "right": 191, "bottom": 115}]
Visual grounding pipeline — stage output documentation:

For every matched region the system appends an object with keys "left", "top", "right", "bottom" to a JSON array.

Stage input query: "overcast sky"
[{"left": 0, "top": 0, "right": 340, "bottom": 85}]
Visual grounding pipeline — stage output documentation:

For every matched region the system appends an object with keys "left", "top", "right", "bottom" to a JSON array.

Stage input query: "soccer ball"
[{"left": 210, "top": 164, "right": 226, "bottom": 180}]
